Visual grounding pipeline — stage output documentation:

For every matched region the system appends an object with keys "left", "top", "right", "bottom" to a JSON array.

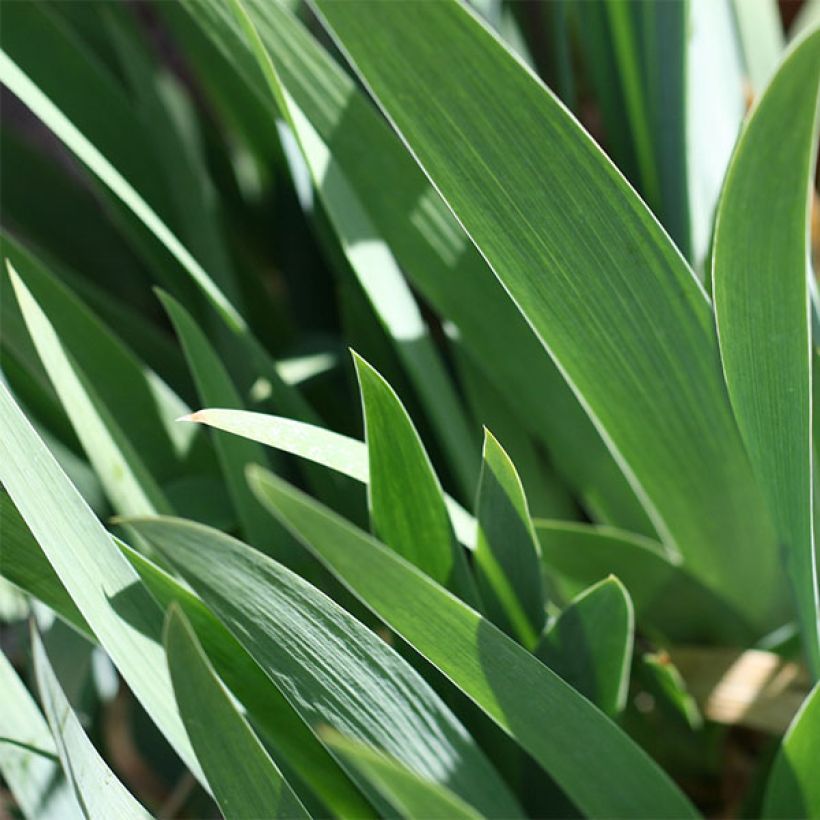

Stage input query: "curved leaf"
[
  {"left": 0, "top": 649, "right": 81, "bottom": 820},
  {"left": 535, "top": 577, "right": 633, "bottom": 716},
  {"left": 712, "top": 29, "right": 820, "bottom": 674},
  {"left": 763, "top": 681, "right": 820, "bottom": 817},
  {"left": 311, "top": 0, "right": 781, "bottom": 630},
  {"left": 248, "top": 467, "right": 696, "bottom": 819},
  {"left": 127, "top": 515, "right": 523, "bottom": 820},
  {"left": 322, "top": 731, "right": 483, "bottom": 820}
]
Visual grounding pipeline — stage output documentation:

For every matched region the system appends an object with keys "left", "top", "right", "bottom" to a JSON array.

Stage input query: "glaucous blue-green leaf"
[
  {"left": 176, "top": 407, "right": 477, "bottom": 547},
  {"left": 249, "top": 467, "right": 696, "bottom": 819},
  {"left": 126, "top": 515, "right": 522, "bottom": 820},
  {"left": 0, "top": 648, "right": 81, "bottom": 820},
  {"left": 474, "top": 429, "right": 544, "bottom": 648},
  {"left": 7, "top": 262, "right": 171, "bottom": 517},
  {"left": 311, "top": 0, "right": 782, "bottom": 633},
  {"left": 0, "top": 381, "right": 203, "bottom": 782},
  {"left": 178, "top": 0, "right": 655, "bottom": 537},
  {"left": 535, "top": 519, "right": 755, "bottom": 643},
  {"left": 31, "top": 629, "right": 151, "bottom": 820},
  {"left": 712, "top": 29, "right": 820, "bottom": 674},
  {"left": 164, "top": 606, "right": 309, "bottom": 820}
]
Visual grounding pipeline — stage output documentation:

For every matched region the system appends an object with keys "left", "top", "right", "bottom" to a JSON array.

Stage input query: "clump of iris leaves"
[{"left": 1, "top": 1, "right": 819, "bottom": 818}]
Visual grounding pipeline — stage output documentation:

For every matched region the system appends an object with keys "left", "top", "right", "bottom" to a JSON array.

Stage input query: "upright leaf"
[
  {"left": 164, "top": 606, "right": 309, "bottom": 820},
  {"left": 31, "top": 629, "right": 151, "bottom": 820},
  {"left": 312, "top": 0, "right": 782, "bottom": 630},
  {"left": 474, "top": 430, "right": 544, "bottom": 648},
  {"left": 178, "top": 0, "right": 655, "bottom": 537},
  {"left": 712, "top": 29, "right": 820, "bottom": 674},
  {"left": 249, "top": 468, "right": 696, "bottom": 819},
  {"left": 762, "top": 681, "right": 820, "bottom": 818},
  {"left": 535, "top": 577, "right": 633, "bottom": 716},
  {"left": 354, "top": 354, "right": 479, "bottom": 604}
]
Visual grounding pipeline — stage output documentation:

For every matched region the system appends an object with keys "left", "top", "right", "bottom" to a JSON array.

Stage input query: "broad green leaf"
[
  {"left": 249, "top": 468, "right": 697, "bottom": 819},
  {"left": 7, "top": 263, "right": 171, "bottom": 517},
  {"left": 354, "top": 354, "right": 479, "bottom": 605},
  {"left": 228, "top": 0, "right": 478, "bottom": 498},
  {"left": 128, "top": 515, "right": 523, "bottom": 820},
  {"left": 177, "top": 407, "right": 476, "bottom": 547},
  {"left": 164, "top": 606, "right": 309, "bottom": 820},
  {"left": 0, "top": 494, "right": 370, "bottom": 818},
  {"left": 124, "top": 546, "right": 372, "bottom": 819},
  {"left": 534, "top": 520, "right": 755, "bottom": 642},
  {"left": 0, "top": 649, "right": 81, "bottom": 820},
  {"left": 474, "top": 429, "right": 544, "bottom": 648},
  {"left": 181, "top": 0, "right": 655, "bottom": 538},
  {"left": 762, "top": 681, "right": 820, "bottom": 817},
  {"left": 31, "top": 629, "right": 150, "bottom": 820},
  {"left": 535, "top": 577, "right": 633, "bottom": 716},
  {"left": 712, "top": 29, "right": 820, "bottom": 674},
  {"left": 322, "top": 731, "right": 483, "bottom": 820},
  {"left": 312, "top": 0, "right": 782, "bottom": 630},
  {"left": 0, "top": 381, "right": 203, "bottom": 781},
  {"left": 638, "top": 652, "right": 702, "bottom": 731}
]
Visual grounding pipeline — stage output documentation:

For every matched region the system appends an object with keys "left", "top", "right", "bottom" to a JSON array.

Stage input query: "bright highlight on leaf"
[{"left": 1, "top": 1, "right": 815, "bottom": 816}]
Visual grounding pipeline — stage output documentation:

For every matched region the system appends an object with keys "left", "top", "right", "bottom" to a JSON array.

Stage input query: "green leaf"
[
  {"left": 0, "top": 39, "right": 243, "bottom": 331},
  {"left": 685, "top": 0, "right": 747, "bottom": 273},
  {"left": 124, "top": 545, "right": 371, "bottom": 819},
  {"left": 127, "top": 515, "right": 523, "bottom": 820},
  {"left": 227, "top": 0, "right": 478, "bottom": 498},
  {"left": 321, "top": 731, "right": 483, "bottom": 820},
  {"left": 0, "top": 381, "right": 203, "bottom": 782},
  {"left": 474, "top": 429, "right": 544, "bottom": 648},
  {"left": 535, "top": 577, "right": 633, "bottom": 716},
  {"left": 0, "top": 493, "right": 91, "bottom": 638},
  {"left": 0, "top": 649, "right": 81, "bottom": 820},
  {"left": 164, "top": 606, "right": 309, "bottom": 820},
  {"left": 732, "top": 0, "right": 784, "bottom": 92},
  {"left": 31, "top": 628, "right": 150, "bottom": 820},
  {"left": 354, "top": 353, "right": 479, "bottom": 605},
  {"left": 177, "top": 407, "right": 477, "bottom": 547},
  {"left": 2, "top": 235, "right": 191, "bottom": 478},
  {"left": 158, "top": 290, "right": 292, "bottom": 556},
  {"left": 7, "top": 261, "right": 172, "bottom": 517},
  {"left": 248, "top": 467, "right": 697, "bottom": 819},
  {"left": 534, "top": 520, "right": 755, "bottom": 643},
  {"left": 183, "top": 0, "right": 655, "bottom": 538},
  {"left": 762, "top": 681, "right": 820, "bottom": 818},
  {"left": 0, "top": 496, "right": 370, "bottom": 818},
  {"left": 311, "top": 0, "right": 782, "bottom": 631},
  {"left": 712, "top": 29, "right": 820, "bottom": 674}
]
